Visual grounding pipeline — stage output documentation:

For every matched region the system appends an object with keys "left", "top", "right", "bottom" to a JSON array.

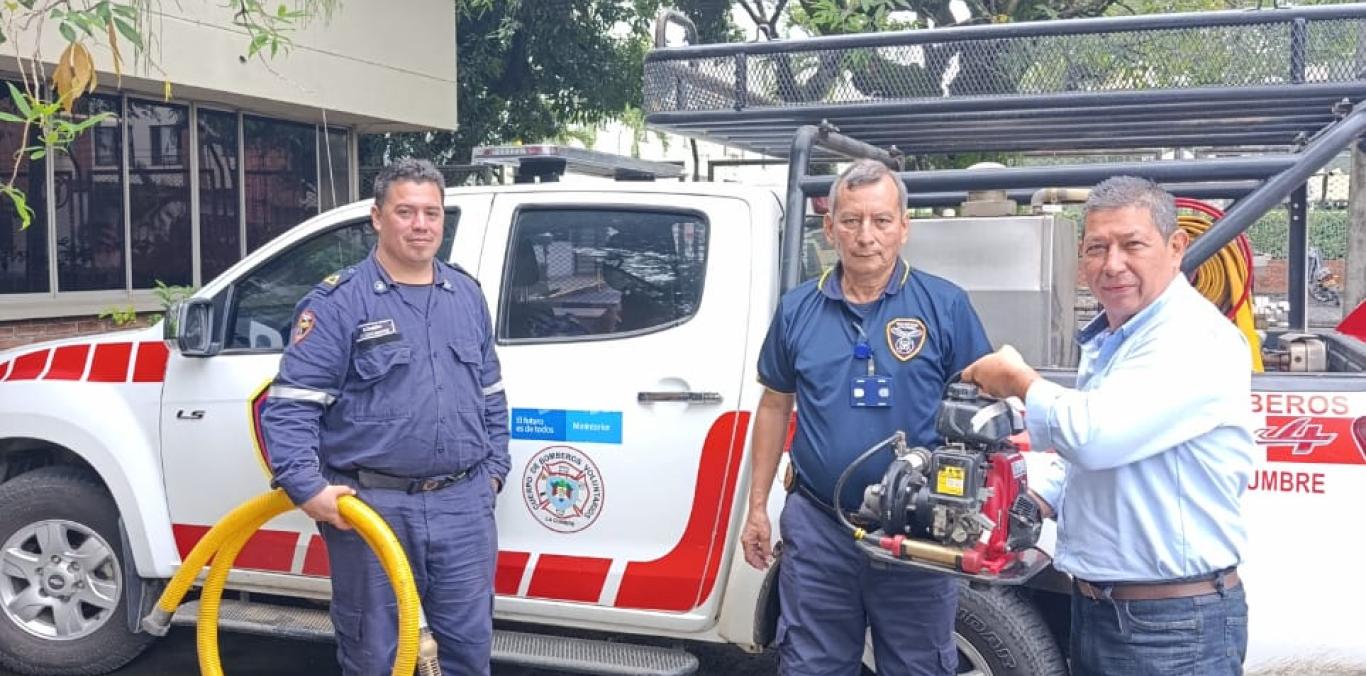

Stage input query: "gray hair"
[
  {"left": 373, "top": 158, "right": 446, "bottom": 207},
  {"left": 827, "top": 159, "right": 906, "bottom": 215},
  {"left": 1084, "top": 176, "right": 1177, "bottom": 238}
]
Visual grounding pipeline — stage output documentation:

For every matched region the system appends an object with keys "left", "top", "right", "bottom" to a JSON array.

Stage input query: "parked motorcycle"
[{"left": 1309, "top": 246, "right": 1342, "bottom": 306}]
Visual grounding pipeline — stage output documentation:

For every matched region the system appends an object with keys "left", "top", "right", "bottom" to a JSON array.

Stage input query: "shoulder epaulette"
[
  {"left": 438, "top": 259, "right": 480, "bottom": 287},
  {"left": 316, "top": 267, "right": 357, "bottom": 295}
]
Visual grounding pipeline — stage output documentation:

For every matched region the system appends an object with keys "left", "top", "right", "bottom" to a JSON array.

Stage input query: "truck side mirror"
[{"left": 165, "top": 298, "right": 218, "bottom": 357}]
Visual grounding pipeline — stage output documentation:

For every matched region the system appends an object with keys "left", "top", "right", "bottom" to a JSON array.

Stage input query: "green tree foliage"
[
  {"left": 361, "top": 0, "right": 669, "bottom": 167},
  {"left": 1248, "top": 208, "right": 1351, "bottom": 260}
]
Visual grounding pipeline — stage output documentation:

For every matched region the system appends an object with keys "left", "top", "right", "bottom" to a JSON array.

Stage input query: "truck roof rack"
[
  {"left": 644, "top": 4, "right": 1366, "bottom": 329},
  {"left": 472, "top": 144, "right": 685, "bottom": 182},
  {"left": 645, "top": 4, "right": 1366, "bottom": 157}
]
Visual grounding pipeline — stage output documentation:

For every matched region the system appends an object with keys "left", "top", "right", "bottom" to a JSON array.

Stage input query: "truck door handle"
[{"left": 637, "top": 391, "right": 723, "bottom": 405}]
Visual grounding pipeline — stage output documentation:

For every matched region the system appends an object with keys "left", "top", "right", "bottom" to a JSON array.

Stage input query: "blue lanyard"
[{"left": 852, "top": 321, "right": 875, "bottom": 376}]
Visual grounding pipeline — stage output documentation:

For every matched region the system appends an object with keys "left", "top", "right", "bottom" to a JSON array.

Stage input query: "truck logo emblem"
[
  {"left": 522, "top": 445, "right": 605, "bottom": 534},
  {"left": 1256, "top": 417, "right": 1337, "bottom": 455},
  {"left": 885, "top": 318, "right": 927, "bottom": 362}
]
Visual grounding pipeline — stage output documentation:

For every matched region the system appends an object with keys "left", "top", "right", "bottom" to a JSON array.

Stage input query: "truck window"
[
  {"left": 225, "top": 209, "right": 459, "bottom": 351},
  {"left": 499, "top": 207, "right": 708, "bottom": 341}
]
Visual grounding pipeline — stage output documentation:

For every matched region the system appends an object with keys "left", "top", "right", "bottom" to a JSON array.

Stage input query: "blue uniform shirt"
[
  {"left": 261, "top": 252, "right": 511, "bottom": 505},
  {"left": 758, "top": 259, "right": 993, "bottom": 510},
  {"left": 1026, "top": 276, "right": 1254, "bottom": 582}
]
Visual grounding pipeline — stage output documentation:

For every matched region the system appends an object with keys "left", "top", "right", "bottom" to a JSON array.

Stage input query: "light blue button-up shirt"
[{"left": 1026, "top": 276, "right": 1254, "bottom": 583}]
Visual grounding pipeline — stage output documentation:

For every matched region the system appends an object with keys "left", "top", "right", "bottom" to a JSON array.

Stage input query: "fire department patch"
[
  {"left": 291, "top": 309, "right": 316, "bottom": 345},
  {"left": 521, "top": 445, "right": 605, "bottom": 533},
  {"left": 885, "top": 317, "right": 928, "bottom": 361}
]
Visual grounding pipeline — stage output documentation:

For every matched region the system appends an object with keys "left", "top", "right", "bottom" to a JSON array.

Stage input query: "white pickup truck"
[{"left": 0, "top": 159, "right": 1365, "bottom": 675}]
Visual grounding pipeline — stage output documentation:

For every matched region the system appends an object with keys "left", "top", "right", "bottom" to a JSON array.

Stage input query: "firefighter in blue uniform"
[
  {"left": 261, "top": 158, "right": 509, "bottom": 676},
  {"left": 740, "top": 159, "right": 993, "bottom": 675}
]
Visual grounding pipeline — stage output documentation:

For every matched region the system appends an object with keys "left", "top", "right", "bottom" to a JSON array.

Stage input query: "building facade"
[{"left": 0, "top": 1, "right": 456, "bottom": 347}]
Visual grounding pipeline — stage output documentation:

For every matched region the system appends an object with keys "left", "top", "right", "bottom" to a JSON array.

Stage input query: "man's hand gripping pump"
[{"left": 834, "top": 382, "right": 1051, "bottom": 584}]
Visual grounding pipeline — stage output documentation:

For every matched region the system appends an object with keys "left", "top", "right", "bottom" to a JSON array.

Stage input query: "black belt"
[
  {"left": 794, "top": 479, "right": 877, "bottom": 530},
  {"left": 344, "top": 468, "right": 470, "bottom": 494}
]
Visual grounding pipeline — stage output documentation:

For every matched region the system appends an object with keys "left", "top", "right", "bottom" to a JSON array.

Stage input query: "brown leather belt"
[{"left": 1075, "top": 569, "right": 1240, "bottom": 601}]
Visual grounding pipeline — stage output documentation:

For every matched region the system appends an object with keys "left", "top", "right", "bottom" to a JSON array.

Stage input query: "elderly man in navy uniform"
[
  {"left": 740, "top": 159, "right": 993, "bottom": 675},
  {"left": 261, "top": 158, "right": 509, "bottom": 675}
]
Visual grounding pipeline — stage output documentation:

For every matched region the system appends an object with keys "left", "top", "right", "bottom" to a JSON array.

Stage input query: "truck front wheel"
[{"left": 0, "top": 466, "right": 156, "bottom": 675}]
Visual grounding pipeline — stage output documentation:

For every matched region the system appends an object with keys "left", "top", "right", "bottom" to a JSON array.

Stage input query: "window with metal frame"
[{"left": 499, "top": 207, "right": 709, "bottom": 342}]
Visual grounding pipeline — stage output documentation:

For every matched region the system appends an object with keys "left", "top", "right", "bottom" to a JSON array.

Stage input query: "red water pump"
[{"left": 835, "top": 383, "right": 1049, "bottom": 584}]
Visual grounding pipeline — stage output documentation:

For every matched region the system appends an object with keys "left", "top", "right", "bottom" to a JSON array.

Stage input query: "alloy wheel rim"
[{"left": 0, "top": 519, "right": 121, "bottom": 641}]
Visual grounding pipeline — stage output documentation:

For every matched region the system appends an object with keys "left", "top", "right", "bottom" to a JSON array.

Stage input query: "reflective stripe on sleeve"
[
  {"left": 268, "top": 385, "right": 337, "bottom": 406},
  {"left": 482, "top": 380, "right": 505, "bottom": 397}
]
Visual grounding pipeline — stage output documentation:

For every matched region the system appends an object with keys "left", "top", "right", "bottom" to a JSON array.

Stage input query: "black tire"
[
  {"left": 955, "top": 583, "right": 1067, "bottom": 676},
  {"left": 0, "top": 466, "right": 157, "bottom": 675}
]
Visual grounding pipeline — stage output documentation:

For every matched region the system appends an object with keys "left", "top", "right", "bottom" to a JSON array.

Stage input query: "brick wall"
[{"left": 0, "top": 314, "right": 158, "bottom": 351}]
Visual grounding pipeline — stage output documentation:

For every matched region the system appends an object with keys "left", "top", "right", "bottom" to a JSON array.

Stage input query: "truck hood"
[{"left": 0, "top": 325, "right": 166, "bottom": 381}]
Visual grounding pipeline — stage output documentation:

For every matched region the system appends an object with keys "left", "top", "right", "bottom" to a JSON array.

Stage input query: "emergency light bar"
[{"left": 472, "top": 144, "right": 685, "bottom": 181}]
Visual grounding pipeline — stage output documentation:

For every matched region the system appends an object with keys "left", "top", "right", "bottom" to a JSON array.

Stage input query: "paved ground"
[{"left": 3, "top": 624, "right": 781, "bottom": 675}]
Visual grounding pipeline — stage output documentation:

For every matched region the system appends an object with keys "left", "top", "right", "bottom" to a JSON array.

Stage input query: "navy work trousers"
[
  {"left": 321, "top": 469, "right": 498, "bottom": 676},
  {"left": 1069, "top": 580, "right": 1248, "bottom": 676},
  {"left": 777, "top": 490, "right": 959, "bottom": 676}
]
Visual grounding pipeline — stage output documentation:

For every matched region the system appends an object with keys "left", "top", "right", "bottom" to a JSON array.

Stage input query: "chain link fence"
[{"left": 646, "top": 15, "right": 1366, "bottom": 113}]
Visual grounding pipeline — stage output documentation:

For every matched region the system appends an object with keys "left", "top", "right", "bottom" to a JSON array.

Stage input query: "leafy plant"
[
  {"left": 98, "top": 304, "right": 138, "bottom": 327},
  {"left": 147, "top": 279, "right": 196, "bottom": 324}
]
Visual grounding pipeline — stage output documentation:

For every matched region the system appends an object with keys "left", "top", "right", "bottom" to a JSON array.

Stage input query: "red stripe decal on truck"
[
  {"left": 302, "top": 534, "right": 331, "bottom": 576},
  {"left": 0, "top": 361, "right": 9, "bottom": 380},
  {"left": 88, "top": 343, "right": 133, "bottom": 382},
  {"left": 45, "top": 345, "right": 90, "bottom": 381},
  {"left": 614, "top": 411, "right": 751, "bottom": 611},
  {"left": 526, "top": 554, "right": 612, "bottom": 603},
  {"left": 172, "top": 524, "right": 300, "bottom": 573},
  {"left": 495, "top": 551, "right": 531, "bottom": 595},
  {"left": 5, "top": 349, "right": 50, "bottom": 381},
  {"left": 132, "top": 341, "right": 169, "bottom": 382}
]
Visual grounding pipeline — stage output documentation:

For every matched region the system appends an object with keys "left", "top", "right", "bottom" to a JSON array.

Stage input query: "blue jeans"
[{"left": 1070, "top": 580, "right": 1248, "bottom": 676}]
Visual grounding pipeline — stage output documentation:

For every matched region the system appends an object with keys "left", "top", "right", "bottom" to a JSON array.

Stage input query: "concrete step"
[{"left": 171, "top": 599, "right": 699, "bottom": 675}]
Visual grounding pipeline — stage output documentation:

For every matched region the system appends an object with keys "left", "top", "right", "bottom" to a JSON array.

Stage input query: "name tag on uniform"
[
  {"left": 356, "top": 319, "right": 400, "bottom": 346},
  {"left": 850, "top": 375, "right": 893, "bottom": 408}
]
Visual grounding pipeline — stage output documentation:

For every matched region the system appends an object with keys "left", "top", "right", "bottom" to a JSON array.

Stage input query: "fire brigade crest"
[
  {"left": 291, "top": 309, "right": 316, "bottom": 345},
  {"left": 885, "top": 317, "right": 928, "bottom": 361},
  {"left": 522, "top": 445, "right": 605, "bottom": 533}
]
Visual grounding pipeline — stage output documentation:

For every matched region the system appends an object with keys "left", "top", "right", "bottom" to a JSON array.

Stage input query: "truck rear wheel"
[
  {"left": 864, "top": 583, "right": 1066, "bottom": 675},
  {"left": 0, "top": 466, "right": 156, "bottom": 675},
  {"left": 954, "top": 583, "right": 1066, "bottom": 676}
]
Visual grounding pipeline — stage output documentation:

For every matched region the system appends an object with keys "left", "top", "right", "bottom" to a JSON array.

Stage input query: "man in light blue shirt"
[{"left": 963, "top": 176, "right": 1253, "bottom": 676}]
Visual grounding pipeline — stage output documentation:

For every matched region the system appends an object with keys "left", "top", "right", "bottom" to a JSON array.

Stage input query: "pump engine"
[{"left": 837, "top": 383, "right": 1048, "bottom": 584}]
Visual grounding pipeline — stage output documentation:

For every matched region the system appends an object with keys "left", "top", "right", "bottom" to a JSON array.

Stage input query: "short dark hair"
[
  {"left": 1084, "top": 176, "right": 1177, "bottom": 238},
  {"left": 828, "top": 159, "right": 905, "bottom": 215},
  {"left": 373, "top": 158, "right": 446, "bottom": 207}
]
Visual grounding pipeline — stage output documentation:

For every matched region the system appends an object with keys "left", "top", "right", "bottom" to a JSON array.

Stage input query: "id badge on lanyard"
[{"left": 850, "top": 321, "right": 893, "bottom": 408}]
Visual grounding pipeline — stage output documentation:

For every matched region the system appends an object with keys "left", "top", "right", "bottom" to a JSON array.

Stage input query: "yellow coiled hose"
[
  {"left": 141, "top": 490, "right": 436, "bottom": 675},
  {"left": 1178, "top": 210, "right": 1265, "bottom": 372}
]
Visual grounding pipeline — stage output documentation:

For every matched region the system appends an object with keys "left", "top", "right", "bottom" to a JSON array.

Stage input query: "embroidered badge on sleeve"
[{"left": 292, "top": 309, "right": 317, "bottom": 345}]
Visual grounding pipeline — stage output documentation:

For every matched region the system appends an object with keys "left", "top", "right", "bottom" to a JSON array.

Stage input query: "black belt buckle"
[
  {"left": 409, "top": 478, "right": 441, "bottom": 494},
  {"left": 406, "top": 470, "right": 468, "bottom": 494}
]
